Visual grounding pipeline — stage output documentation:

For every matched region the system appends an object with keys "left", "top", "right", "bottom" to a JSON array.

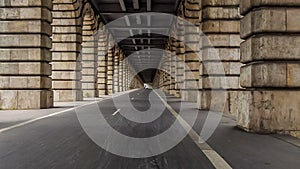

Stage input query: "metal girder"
[
  {"left": 133, "top": 0, "right": 140, "bottom": 9},
  {"left": 147, "top": 0, "right": 151, "bottom": 12},
  {"left": 118, "top": 0, "right": 126, "bottom": 11}
]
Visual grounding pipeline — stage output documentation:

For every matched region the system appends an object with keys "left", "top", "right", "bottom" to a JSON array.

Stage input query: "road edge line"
[{"left": 153, "top": 90, "right": 232, "bottom": 169}]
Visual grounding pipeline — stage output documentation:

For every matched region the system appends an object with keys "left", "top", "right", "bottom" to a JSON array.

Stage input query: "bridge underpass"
[{"left": 0, "top": 0, "right": 300, "bottom": 168}]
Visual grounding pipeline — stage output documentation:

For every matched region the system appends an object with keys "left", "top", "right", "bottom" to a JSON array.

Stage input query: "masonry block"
[
  {"left": 237, "top": 90, "right": 300, "bottom": 137},
  {"left": 54, "top": 90, "right": 83, "bottom": 102},
  {"left": 0, "top": 90, "right": 53, "bottom": 109}
]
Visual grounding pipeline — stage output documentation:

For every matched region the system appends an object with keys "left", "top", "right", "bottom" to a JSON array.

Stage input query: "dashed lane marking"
[{"left": 112, "top": 109, "right": 121, "bottom": 116}]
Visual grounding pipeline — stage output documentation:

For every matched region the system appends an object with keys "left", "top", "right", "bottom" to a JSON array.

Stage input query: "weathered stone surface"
[
  {"left": 0, "top": 20, "right": 52, "bottom": 35},
  {"left": 240, "top": 0, "right": 300, "bottom": 15},
  {"left": 202, "top": 76, "right": 240, "bottom": 89},
  {"left": 241, "top": 35, "right": 300, "bottom": 63},
  {"left": 0, "top": 0, "right": 52, "bottom": 8},
  {"left": 52, "top": 81, "right": 81, "bottom": 89},
  {"left": 52, "top": 52, "right": 80, "bottom": 61},
  {"left": 241, "top": 63, "right": 300, "bottom": 88},
  {"left": 205, "top": 34, "right": 241, "bottom": 47},
  {"left": 202, "top": 0, "right": 239, "bottom": 7},
  {"left": 52, "top": 42, "right": 81, "bottom": 51},
  {"left": 287, "top": 9, "right": 300, "bottom": 32},
  {"left": 0, "top": 7, "right": 52, "bottom": 22},
  {"left": 0, "top": 62, "right": 51, "bottom": 75},
  {"left": 0, "top": 76, "right": 51, "bottom": 89},
  {"left": 53, "top": 90, "right": 83, "bottom": 102},
  {"left": 203, "top": 7, "right": 240, "bottom": 20},
  {"left": 0, "top": 48, "right": 51, "bottom": 61},
  {"left": 52, "top": 71, "right": 81, "bottom": 80},
  {"left": 241, "top": 8, "right": 287, "bottom": 38},
  {"left": 237, "top": 90, "right": 300, "bottom": 135},
  {"left": 240, "top": 63, "right": 287, "bottom": 88},
  {"left": 202, "top": 62, "right": 241, "bottom": 75},
  {"left": 202, "top": 48, "right": 240, "bottom": 61},
  {"left": 52, "top": 62, "right": 81, "bottom": 71},
  {"left": 0, "top": 34, "right": 51, "bottom": 48},
  {"left": 182, "top": 90, "right": 198, "bottom": 102},
  {"left": 0, "top": 90, "right": 53, "bottom": 109}
]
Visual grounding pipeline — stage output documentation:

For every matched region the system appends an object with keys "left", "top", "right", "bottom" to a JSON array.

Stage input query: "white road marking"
[
  {"left": 0, "top": 89, "right": 143, "bottom": 134},
  {"left": 154, "top": 90, "right": 232, "bottom": 169},
  {"left": 112, "top": 109, "right": 120, "bottom": 116}
]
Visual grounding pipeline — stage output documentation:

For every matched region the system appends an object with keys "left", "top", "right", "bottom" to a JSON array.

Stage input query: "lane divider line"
[
  {"left": 112, "top": 109, "right": 121, "bottom": 116},
  {"left": 154, "top": 90, "right": 232, "bottom": 169}
]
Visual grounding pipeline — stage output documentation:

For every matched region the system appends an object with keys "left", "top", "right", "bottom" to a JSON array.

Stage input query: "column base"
[
  {"left": 198, "top": 90, "right": 240, "bottom": 117},
  {"left": 0, "top": 90, "right": 53, "bottom": 110},
  {"left": 237, "top": 90, "right": 300, "bottom": 138}
]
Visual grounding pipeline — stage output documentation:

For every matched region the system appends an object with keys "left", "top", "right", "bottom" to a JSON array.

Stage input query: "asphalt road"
[{"left": 0, "top": 89, "right": 299, "bottom": 169}]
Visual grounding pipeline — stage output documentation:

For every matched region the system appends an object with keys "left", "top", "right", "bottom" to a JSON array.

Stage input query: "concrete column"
[
  {"left": 182, "top": 0, "right": 201, "bottom": 102},
  {"left": 0, "top": 1, "right": 53, "bottom": 109},
  {"left": 97, "top": 28, "right": 108, "bottom": 96},
  {"left": 199, "top": 0, "right": 242, "bottom": 116},
  {"left": 106, "top": 39, "right": 114, "bottom": 94},
  {"left": 82, "top": 11, "right": 98, "bottom": 98},
  {"left": 238, "top": 0, "right": 300, "bottom": 137},
  {"left": 51, "top": 0, "right": 83, "bottom": 101},
  {"left": 113, "top": 48, "right": 120, "bottom": 93}
]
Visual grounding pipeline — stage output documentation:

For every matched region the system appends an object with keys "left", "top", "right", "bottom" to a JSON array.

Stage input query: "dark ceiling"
[{"left": 88, "top": 0, "right": 182, "bottom": 83}]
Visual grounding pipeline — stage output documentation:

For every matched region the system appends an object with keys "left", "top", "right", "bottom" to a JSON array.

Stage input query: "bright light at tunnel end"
[{"left": 74, "top": 12, "right": 227, "bottom": 158}]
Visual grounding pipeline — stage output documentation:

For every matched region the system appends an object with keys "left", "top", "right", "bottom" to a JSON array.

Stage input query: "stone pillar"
[
  {"left": 97, "top": 28, "right": 108, "bottom": 96},
  {"left": 118, "top": 51, "right": 124, "bottom": 92},
  {"left": 170, "top": 38, "right": 177, "bottom": 96},
  {"left": 81, "top": 28, "right": 98, "bottom": 98},
  {"left": 166, "top": 45, "right": 172, "bottom": 94},
  {"left": 106, "top": 38, "right": 114, "bottom": 94},
  {"left": 238, "top": 0, "right": 300, "bottom": 137},
  {"left": 175, "top": 19, "right": 185, "bottom": 98},
  {"left": 182, "top": 0, "right": 200, "bottom": 102},
  {"left": 161, "top": 56, "right": 169, "bottom": 93},
  {"left": 0, "top": 0, "right": 53, "bottom": 109},
  {"left": 113, "top": 48, "right": 120, "bottom": 93},
  {"left": 159, "top": 71, "right": 164, "bottom": 89},
  {"left": 126, "top": 60, "right": 130, "bottom": 90},
  {"left": 122, "top": 59, "right": 126, "bottom": 91},
  {"left": 200, "top": 0, "right": 242, "bottom": 116},
  {"left": 51, "top": 0, "right": 83, "bottom": 101}
]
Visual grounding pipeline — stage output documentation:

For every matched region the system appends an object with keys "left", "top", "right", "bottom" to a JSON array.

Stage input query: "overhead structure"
[{"left": 89, "top": 0, "right": 181, "bottom": 83}]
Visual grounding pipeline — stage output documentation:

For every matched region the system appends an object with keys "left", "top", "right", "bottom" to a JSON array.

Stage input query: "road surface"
[{"left": 0, "top": 89, "right": 299, "bottom": 169}]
